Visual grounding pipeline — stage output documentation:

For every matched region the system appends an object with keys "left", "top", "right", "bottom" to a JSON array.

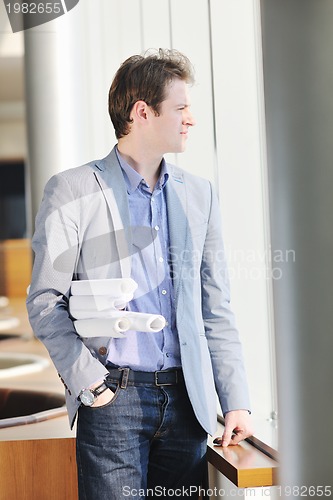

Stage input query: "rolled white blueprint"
[
  {"left": 84, "top": 311, "right": 166, "bottom": 333},
  {"left": 69, "top": 294, "right": 132, "bottom": 319},
  {"left": 74, "top": 317, "right": 130, "bottom": 338},
  {"left": 122, "top": 312, "right": 166, "bottom": 333},
  {"left": 71, "top": 278, "right": 138, "bottom": 297},
  {"left": 73, "top": 311, "right": 166, "bottom": 338}
]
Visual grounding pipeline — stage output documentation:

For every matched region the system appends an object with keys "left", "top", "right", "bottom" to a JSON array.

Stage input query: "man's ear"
[{"left": 131, "top": 100, "right": 149, "bottom": 123}]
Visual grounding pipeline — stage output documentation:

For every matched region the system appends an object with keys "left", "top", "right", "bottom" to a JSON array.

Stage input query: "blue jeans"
[{"left": 76, "top": 370, "right": 207, "bottom": 499}]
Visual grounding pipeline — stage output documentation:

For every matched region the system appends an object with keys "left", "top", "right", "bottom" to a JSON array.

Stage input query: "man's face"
[{"left": 149, "top": 78, "right": 195, "bottom": 155}]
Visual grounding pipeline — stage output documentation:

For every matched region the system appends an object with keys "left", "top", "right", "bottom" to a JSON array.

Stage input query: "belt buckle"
[{"left": 155, "top": 370, "right": 177, "bottom": 386}]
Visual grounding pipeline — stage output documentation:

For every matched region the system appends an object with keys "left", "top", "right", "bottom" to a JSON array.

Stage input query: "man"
[{"left": 27, "top": 49, "right": 253, "bottom": 499}]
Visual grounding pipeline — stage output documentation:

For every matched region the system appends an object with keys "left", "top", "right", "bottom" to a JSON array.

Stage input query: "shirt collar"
[{"left": 116, "top": 146, "right": 169, "bottom": 194}]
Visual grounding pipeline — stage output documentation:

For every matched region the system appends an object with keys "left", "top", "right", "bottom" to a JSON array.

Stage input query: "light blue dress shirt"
[{"left": 106, "top": 149, "right": 181, "bottom": 371}]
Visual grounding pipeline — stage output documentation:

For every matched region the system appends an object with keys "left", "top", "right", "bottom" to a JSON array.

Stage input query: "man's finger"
[
  {"left": 229, "top": 429, "right": 245, "bottom": 446},
  {"left": 221, "top": 427, "right": 233, "bottom": 447}
]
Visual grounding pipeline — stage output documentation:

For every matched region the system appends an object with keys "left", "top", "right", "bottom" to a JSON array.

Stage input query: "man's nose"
[{"left": 184, "top": 110, "right": 196, "bottom": 127}]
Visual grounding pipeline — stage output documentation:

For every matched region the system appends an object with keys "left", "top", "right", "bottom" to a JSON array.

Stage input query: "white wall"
[{"left": 209, "top": 0, "right": 276, "bottom": 423}]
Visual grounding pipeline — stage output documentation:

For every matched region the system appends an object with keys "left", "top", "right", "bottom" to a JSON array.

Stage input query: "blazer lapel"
[
  {"left": 166, "top": 167, "right": 188, "bottom": 303},
  {"left": 93, "top": 147, "right": 132, "bottom": 278}
]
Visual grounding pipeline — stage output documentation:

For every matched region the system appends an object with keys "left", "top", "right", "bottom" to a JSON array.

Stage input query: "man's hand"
[
  {"left": 92, "top": 388, "right": 115, "bottom": 407},
  {"left": 213, "top": 410, "right": 254, "bottom": 447},
  {"left": 87, "top": 381, "right": 115, "bottom": 408}
]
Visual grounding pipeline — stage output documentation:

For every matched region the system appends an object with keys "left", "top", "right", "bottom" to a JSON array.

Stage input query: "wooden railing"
[{"left": 206, "top": 419, "right": 279, "bottom": 488}]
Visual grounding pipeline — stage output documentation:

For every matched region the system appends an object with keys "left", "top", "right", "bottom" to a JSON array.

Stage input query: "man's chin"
[
  {"left": 175, "top": 144, "right": 187, "bottom": 154},
  {"left": 162, "top": 141, "right": 187, "bottom": 155}
]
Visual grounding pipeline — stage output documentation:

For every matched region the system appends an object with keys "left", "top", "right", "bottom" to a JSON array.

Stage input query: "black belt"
[{"left": 106, "top": 365, "right": 183, "bottom": 387}]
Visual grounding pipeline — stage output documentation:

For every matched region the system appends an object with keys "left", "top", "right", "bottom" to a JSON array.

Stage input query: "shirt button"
[
  {"left": 154, "top": 225, "right": 160, "bottom": 231},
  {"left": 98, "top": 347, "right": 107, "bottom": 356},
  {"left": 166, "top": 353, "right": 170, "bottom": 357},
  {"left": 159, "top": 257, "right": 164, "bottom": 263},
  {"left": 161, "top": 289, "right": 167, "bottom": 295}
]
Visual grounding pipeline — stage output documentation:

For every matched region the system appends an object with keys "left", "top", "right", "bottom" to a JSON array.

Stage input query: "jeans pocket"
[{"left": 88, "top": 381, "right": 121, "bottom": 411}]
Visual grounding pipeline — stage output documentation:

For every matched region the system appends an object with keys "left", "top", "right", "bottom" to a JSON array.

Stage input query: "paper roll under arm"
[
  {"left": 73, "top": 311, "right": 166, "bottom": 337},
  {"left": 74, "top": 317, "right": 130, "bottom": 338},
  {"left": 70, "top": 278, "right": 138, "bottom": 297},
  {"left": 121, "top": 312, "right": 166, "bottom": 333},
  {"left": 69, "top": 294, "right": 132, "bottom": 319}
]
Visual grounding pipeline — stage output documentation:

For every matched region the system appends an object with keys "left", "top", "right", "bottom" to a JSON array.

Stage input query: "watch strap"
[{"left": 92, "top": 381, "right": 108, "bottom": 397}]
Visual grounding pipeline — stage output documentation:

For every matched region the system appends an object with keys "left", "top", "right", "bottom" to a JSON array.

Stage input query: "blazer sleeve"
[
  {"left": 26, "top": 172, "right": 109, "bottom": 397},
  {"left": 200, "top": 182, "right": 251, "bottom": 414}
]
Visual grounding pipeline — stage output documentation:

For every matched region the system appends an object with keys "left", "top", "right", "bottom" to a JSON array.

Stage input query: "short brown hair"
[{"left": 108, "top": 48, "right": 195, "bottom": 139}]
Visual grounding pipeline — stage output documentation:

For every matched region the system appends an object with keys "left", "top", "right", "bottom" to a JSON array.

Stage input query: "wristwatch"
[{"left": 79, "top": 381, "right": 108, "bottom": 406}]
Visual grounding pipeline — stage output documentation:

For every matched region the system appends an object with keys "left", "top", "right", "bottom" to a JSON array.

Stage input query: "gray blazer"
[{"left": 26, "top": 147, "right": 250, "bottom": 435}]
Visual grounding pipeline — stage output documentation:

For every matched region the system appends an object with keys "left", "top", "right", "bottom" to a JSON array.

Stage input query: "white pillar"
[
  {"left": 24, "top": 26, "right": 63, "bottom": 224},
  {"left": 23, "top": 1, "right": 121, "bottom": 224}
]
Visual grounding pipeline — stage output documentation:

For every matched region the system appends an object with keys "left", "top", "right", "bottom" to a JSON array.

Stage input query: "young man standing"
[{"left": 27, "top": 49, "right": 253, "bottom": 499}]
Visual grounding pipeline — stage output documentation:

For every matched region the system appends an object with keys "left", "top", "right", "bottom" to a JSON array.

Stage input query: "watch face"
[{"left": 80, "top": 389, "right": 95, "bottom": 406}]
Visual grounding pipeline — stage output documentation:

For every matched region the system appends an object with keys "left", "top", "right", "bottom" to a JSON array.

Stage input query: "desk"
[{"left": 0, "top": 298, "right": 77, "bottom": 500}]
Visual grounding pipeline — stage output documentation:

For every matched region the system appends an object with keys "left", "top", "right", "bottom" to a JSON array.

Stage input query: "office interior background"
[{"left": 0, "top": 0, "right": 333, "bottom": 497}]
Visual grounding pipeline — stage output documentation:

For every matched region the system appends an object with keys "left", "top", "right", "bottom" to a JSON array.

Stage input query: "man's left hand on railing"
[{"left": 214, "top": 410, "right": 254, "bottom": 447}]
